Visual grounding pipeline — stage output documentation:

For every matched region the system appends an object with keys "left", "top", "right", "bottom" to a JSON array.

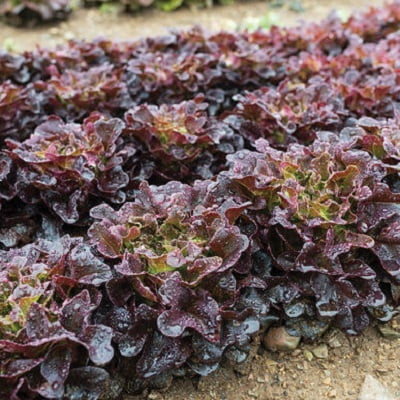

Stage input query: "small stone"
[
  {"left": 263, "top": 327, "right": 301, "bottom": 352},
  {"left": 378, "top": 325, "right": 400, "bottom": 340},
  {"left": 248, "top": 389, "right": 259, "bottom": 398},
  {"left": 328, "top": 337, "right": 342, "bottom": 348},
  {"left": 359, "top": 375, "right": 396, "bottom": 400},
  {"left": 328, "top": 389, "right": 337, "bottom": 398},
  {"left": 148, "top": 392, "right": 163, "bottom": 400},
  {"left": 323, "top": 377, "right": 332, "bottom": 385},
  {"left": 303, "top": 350, "right": 313, "bottom": 361},
  {"left": 312, "top": 344, "right": 329, "bottom": 359},
  {"left": 376, "top": 368, "right": 389, "bottom": 374}
]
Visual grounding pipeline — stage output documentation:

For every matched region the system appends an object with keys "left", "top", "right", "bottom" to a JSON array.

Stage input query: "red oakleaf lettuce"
[
  {"left": 0, "top": 236, "right": 113, "bottom": 398},
  {"left": 223, "top": 136, "right": 393, "bottom": 333},
  {"left": 34, "top": 64, "right": 131, "bottom": 122},
  {"left": 7, "top": 114, "right": 133, "bottom": 223},
  {"left": 224, "top": 79, "right": 347, "bottom": 148}
]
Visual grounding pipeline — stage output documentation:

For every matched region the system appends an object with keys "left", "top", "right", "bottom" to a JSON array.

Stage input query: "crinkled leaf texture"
[
  {"left": 1, "top": 2, "right": 400, "bottom": 398},
  {"left": 0, "top": 237, "right": 113, "bottom": 399},
  {"left": 7, "top": 114, "right": 131, "bottom": 223}
]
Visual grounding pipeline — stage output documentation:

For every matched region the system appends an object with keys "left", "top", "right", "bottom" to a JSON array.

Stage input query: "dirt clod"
[
  {"left": 378, "top": 325, "right": 400, "bottom": 340},
  {"left": 263, "top": 327, "right": 301, "bottom": 352},
  {"left": 303, "top": 349, "right": 313, "bottom": 361},
  {"left": 311, "top": 344, "right": 329, "bottom": 359}
]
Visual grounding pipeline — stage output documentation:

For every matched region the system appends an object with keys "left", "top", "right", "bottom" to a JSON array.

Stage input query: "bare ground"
[
  {"left": 126, "top": 323, "right": 400, "bottom": 400},
  {"left": 2, "top": 1, "right": 400, "bottom": 399},
  {"left": 0, "top": 0, "right": 388, "bottom": 51}
]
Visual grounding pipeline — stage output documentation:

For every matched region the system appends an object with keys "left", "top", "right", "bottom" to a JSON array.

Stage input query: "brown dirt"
[
  {"left": 2, "top": 1, "right": 400, "bottom": 399},
  {"left": 0, "top": 0, "right": 387, "bottom": 51},
  {"left": 127, "top": 321, "right": 400, "bottom": 400}
]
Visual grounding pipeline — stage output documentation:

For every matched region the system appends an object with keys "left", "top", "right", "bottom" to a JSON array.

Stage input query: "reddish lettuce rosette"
[
  {"left": 89, "top": 180, "right": 251, "bottom": 379},
  {"left": 7, "top": 114, "right": 133, "bottom": 223},
  {"left": 0, "top": 236, "right": 113, "bottom": 399}
]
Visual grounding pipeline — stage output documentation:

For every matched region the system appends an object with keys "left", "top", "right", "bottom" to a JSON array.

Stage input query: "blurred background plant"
[
  {"left": 0, "top": 0, "right": 71, "bottom": 27},
  {"left": 0, "top": 0, "right": 306, "bottom": 26}
]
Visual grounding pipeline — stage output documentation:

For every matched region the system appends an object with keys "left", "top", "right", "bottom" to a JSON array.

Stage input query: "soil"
[
  {"left": 0, "top": 0, "right": 387, "bottom": 51},
  {"left": 127, "top": 321, "right": 400, "bottom": 400},
  {"left": 2, "top": 1, "right": 400, "bottom": 399}
]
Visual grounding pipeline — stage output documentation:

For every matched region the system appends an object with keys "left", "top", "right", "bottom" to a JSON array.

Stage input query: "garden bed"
[
  {"left": 128, "top": 324, "right": 400, "bottom": 400},
  {"left": 1, "top": 1, "right": 400, "bottom": 400}
]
